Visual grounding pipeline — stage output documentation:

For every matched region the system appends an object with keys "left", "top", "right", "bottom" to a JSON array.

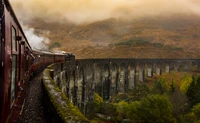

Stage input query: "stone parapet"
[{"left": 42, "top": 62, "right": 89, "bottom": 123}]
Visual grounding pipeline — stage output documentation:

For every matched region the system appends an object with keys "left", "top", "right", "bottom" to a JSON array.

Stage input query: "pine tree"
[
  {"left": 186, "top": 76, "right": 200, "bottom": 107},
  {"left": 169, "top": 79, "right": 176, "bottom": 93}
]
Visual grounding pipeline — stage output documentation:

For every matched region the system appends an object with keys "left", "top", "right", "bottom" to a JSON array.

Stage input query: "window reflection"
[{"left": 11, "top": 55, "right": 16, "bottom": 104}]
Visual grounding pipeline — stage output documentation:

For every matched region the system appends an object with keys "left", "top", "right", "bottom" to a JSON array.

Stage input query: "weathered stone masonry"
[{"left": 43, "top": 58, "right": 200, "bottom": 122}]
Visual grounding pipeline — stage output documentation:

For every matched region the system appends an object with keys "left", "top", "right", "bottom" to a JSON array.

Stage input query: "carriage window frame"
[{"left": 12, "top": 26, "right": 17, "bottom": 52}]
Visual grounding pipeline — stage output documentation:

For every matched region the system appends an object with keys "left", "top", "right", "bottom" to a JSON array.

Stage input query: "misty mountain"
[
  {"left": 25, "top": 15, "right": 200, "bottom": 58},
  {"left": 69, "top": 15, "right": 200, "bottom": 50}
]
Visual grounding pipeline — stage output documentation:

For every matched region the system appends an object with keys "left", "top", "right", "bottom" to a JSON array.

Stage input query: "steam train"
[{"left": 0, "top": 0, "right": 75, "bottom": 122}]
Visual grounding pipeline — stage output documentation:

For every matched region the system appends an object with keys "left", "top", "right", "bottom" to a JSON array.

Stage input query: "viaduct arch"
[{"left": 53, "top": 58, "right": 200, "bottom": 110}]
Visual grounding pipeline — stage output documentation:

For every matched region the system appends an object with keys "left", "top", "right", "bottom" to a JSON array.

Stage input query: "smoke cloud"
[
  {"left": 10, "top": 0, "right": 200, "bottom": 24},
  {"left": 22, "top": 24, "right": 50, "bottom": 50}
]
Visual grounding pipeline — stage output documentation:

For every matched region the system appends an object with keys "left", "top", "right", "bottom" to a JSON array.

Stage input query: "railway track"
[{"left": 17, "top": 74, "right": 47, "bottom": 123}]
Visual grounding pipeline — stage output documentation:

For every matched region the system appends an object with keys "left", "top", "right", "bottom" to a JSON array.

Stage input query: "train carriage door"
[
  {"left": 24, "top": 46, "right": 29, "bottom": 72},
  {"left": 17, "top": 33, "right": 24, "bottom": 87},
  {"left": 21, "top": 42, "right": 25, "bottom": 81},
  {"left": 10, "top": 26, "right": 18, "bottom": 105}
]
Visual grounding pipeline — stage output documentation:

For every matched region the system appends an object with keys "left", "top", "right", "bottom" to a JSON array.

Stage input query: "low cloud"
[{"left": 10, "top": 0, "right": 200, "bottom": 24}]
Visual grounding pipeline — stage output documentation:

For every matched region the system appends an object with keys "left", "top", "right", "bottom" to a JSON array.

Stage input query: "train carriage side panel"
[
  {"left": 16, "top": 31, "right": 27, "bottom": 107},
  {"left": 0, "top": 0, "right": 5, "bottom": 122},
  {"left": 1, "top": 1, "right": 33, "bottom": 122},
  {"left": 3, "top": 5, "right": 14, "bottom": 122},
  {"left": 4, "top": 8, "right": 25, "bottom": 123}
]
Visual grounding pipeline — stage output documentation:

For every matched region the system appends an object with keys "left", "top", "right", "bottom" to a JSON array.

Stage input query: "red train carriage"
[
  {"left": 0, "top": 0, "right": 34, "bottom": 122},
  {"left": 0, "top": 0, "right": 75, "bottom": 122},
  {"left": 30, "top": 50, "right": 54, "bottom": 77},
  {"left": 54, "top": 52, "right": 66, "bottom": 62},
  {"left": 30, "top": 50, "right": 68, "bottom": 76}
]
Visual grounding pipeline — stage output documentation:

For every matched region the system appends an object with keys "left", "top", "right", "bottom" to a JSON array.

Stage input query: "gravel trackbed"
[{"left": 17, "top": 75, "right": 47, "bottom": 123}]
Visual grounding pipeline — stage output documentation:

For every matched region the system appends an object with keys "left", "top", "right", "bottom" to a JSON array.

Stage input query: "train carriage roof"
[
  {"left": 32, "top": 49, "right": 65, "bottom": 56},
  {"left": 32, "top": 49, "right": 53, "bottom": 55}
]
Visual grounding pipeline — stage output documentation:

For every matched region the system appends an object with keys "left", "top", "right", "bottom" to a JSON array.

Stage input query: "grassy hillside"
[{"left": 25, "top": 15, "right": 200, "bottom": 58}]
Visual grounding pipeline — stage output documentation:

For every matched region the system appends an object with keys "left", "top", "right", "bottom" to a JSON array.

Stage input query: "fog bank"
[{"left": 10, "top": 0, "right": 200, "bottom": 24}]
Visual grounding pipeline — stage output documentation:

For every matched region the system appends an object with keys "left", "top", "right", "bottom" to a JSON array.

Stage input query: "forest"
[{"left": 86, "top": 74, "right": 200, "bottom": 123}]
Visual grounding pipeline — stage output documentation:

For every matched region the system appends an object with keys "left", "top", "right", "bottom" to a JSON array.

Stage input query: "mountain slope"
[
  {"left": 69, "top": 15, "right": 200, "bottom": 51},
  {"left": 25, "top": 15, "right": 200, "bottom": 58}
]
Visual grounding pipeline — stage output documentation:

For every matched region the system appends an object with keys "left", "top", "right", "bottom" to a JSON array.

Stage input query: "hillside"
[
  {"left": 69, "top": 15, "right": 200, "bottom": 51},
  {"left": 25, "top": 15, "right": 200, "bottom": 59}
]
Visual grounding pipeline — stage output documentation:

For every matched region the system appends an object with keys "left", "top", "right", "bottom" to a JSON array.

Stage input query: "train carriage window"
[
  {"left": 11, "top": 55, "right": 17, "bottom": 104},
  {"left": 12, "top": 27, "right": 17, "bottom": 51},
  {"left": 11, "top": 26, "right": 17, "bottom": 105}
]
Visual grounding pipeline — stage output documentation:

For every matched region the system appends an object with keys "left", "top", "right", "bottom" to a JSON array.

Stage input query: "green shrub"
[
  {"left": 89, "top": 93, "right": 103, "bottom": 113},
  {"left": 114, "top": 38, "right": 149, "bottom": 46},
  {"left": 166, "top": 45, "right": 184, "bottom": 51},
  {"left": 116, "top": 101, "right": 129, "bottom": 120},
  {"left": 125, "top": 101, "right": 141, "bottom": 121},
  {"left": 154, "top": 43, "right": 164, "bottom": 48},
  {"left": 116, "top": 94, "right": 174, "bottom": 122},
  {"left": 151, "top": 78, "right": 168, "bottom": 94},
  {"left": 49, "top": 42, "right": 61, "bottom": 50},
  {"left": 100, "top": 102, "right": 117, "bottom": 116},
  {"left": 180, "top": 76, "right": 192, "bottom": 94},
  {"left": 181, "top": 103, "right": 200, "bottom": 123},
  {"left": 192, "top": 103, "right": 200, "bottom": 118},
  {"left": 169, "top": 79, "right": 176, "bottom": 93},
  {"left": 137, "top": 94, "right": 174, "bottom": 123},
  {"left": 186, "top": 76, "right": 200, "bottom": 107}
]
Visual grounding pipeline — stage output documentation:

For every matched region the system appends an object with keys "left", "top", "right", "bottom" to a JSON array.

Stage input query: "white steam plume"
[
  {"left": 9, "top": 0, "right": 200, "bottom": 24},
  {"left": 22, "top": 25, "right": 50, "bottom": 50}
]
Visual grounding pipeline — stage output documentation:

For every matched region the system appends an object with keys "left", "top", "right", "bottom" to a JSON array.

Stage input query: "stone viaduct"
[{"left": 50, "top": 58, "right": 200, "bottom": 112}]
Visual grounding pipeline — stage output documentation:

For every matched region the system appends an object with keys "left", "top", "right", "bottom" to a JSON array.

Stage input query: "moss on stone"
[{"left": 42, "top": 63, "right": 90, "bottom": 123}]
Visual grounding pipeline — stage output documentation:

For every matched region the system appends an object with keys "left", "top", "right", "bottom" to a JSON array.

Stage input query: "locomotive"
[{"left": 0, "top": 0, "right": 74, "bottom": 122}]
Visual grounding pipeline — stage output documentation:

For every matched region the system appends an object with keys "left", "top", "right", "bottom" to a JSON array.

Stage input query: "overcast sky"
[{"left": 10, "top": 0, "right": 200, "bottom": 24}]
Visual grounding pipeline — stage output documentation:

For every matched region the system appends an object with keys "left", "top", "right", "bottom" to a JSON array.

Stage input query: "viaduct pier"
[{"left": 42, "top": 58, "right": 200, "bottom": 122}]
